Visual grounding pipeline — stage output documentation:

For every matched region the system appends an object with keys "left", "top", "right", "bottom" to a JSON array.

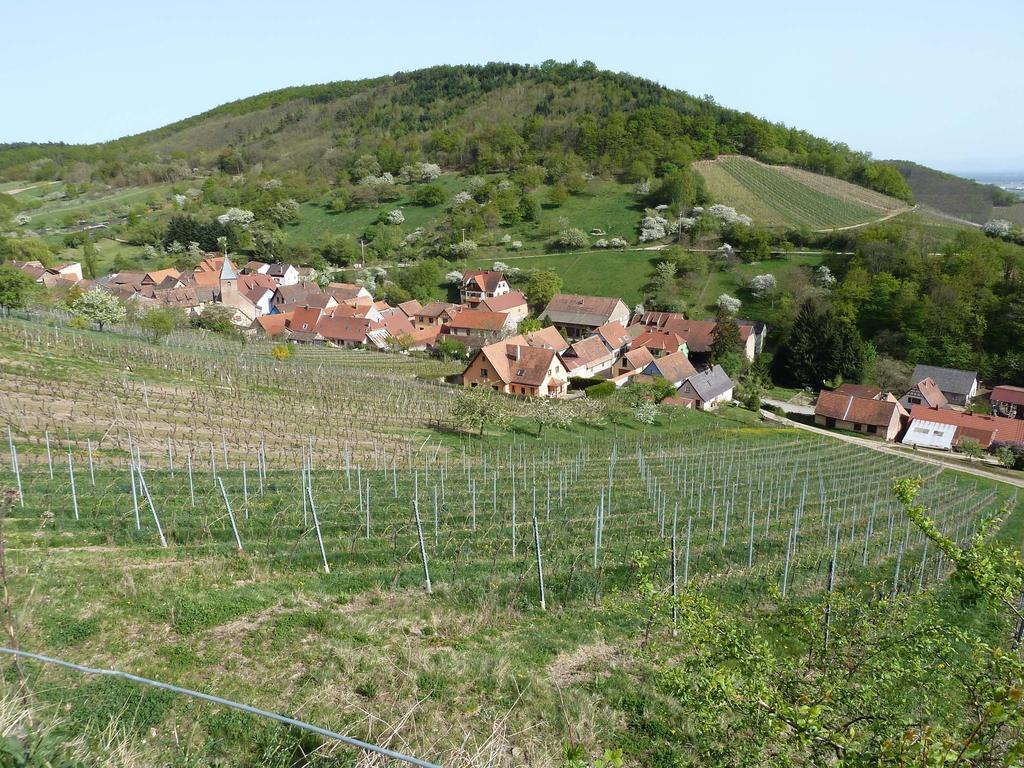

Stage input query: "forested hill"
[{"left": 0, "top": 61, "right": 912, "bottom": 200}]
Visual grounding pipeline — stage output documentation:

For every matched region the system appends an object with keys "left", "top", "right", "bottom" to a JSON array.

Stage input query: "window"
[
  {"left": 908, "top": 396, "right": 921, "bottom": 405},
  {"left": 867, "top": 425, "right": 877, "bottom": 434},
  {"left": 826, "top": 418, "right": 836, "bottom": 428},
  {"left": 480, "top": 368, "right": 488, "bottom": 378}
]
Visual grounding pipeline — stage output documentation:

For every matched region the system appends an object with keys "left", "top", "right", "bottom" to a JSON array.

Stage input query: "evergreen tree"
[
  {"left": 710, "top": 307, "right": 743, "bottom": 363},
  {"left": 824, "top": 314, "right": 866, "bottom": 383},
  {"left": 781, "top": 301, "right": 825, "bottom": 387}
]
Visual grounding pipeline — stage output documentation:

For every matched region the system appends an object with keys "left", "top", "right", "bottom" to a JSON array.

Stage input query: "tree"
[
  {"left": 449, "top": 387, "right": 512, "bottom": 437},
  {"left": 412, "top": 184, "right": 446, "bottom": 206},
  {"left": 517, "top": 317, "right": 544, "bottom": 334},
  {"left": 546, "top": 182, "right": 569, "bottom": 207},
  {"left": 528, "top": 397, "right": 574, "bottom": 435},
  {"left": 958, "top": 438, "right": 985, "bottom": 462},
  {"left": 192, "top": 304, "right": 237, "bottom": 335},
  {"left": 81, "top": 237, "right": 98, "bottom": 280},
  {"left": 780, "top": 301, "right": 824, "bottom": 388},
  {"left": 72, "top": 290, "right": 126, "bottom": 331},
  {"left": 434, "top": 337, "right": 468, "bottom": 361},
  {"left": 0, "top": 265, "right": 36, "bottom": 310},
  {"left": 139, "top": 307, "right": 180, "bottom": 343},
  {"left": 644, "top": 167, "right": 706, "bottom": 211},
  {"left": 556, "top": 228, "right": 589, "bottom": 250},
  {"left": 271, "top": 342, "right": 293, "bottom": 361},
  {"left": 710, "top": 308, "right": 743, "bottom": 363},
  {"left": 864, "top": 355, "right": 911, "bottom": 395},
  {"left": 524, "top": 269, "right": 563, "bottom": 310}
]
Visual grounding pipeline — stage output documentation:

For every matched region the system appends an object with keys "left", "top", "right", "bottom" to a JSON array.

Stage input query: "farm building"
[
  {"left": 616, "top": 346, "right": 654, "bottom": 378},
  {"left": 478, "top": 291, "right": 529, "bottom": 327},
  {"left": 833, "top": 383, "right": 882, "bottom": 399},
  {"left": 630, "top": 311, "right": 759, "bottom": 362},
  {"left": 901, "top": 420, "right": 958, "bottom": 451},
  {"left": 460, "top": 270, "right": 511, "bottom": 306},
  {"left": 632, "top": 328, "right": 688, "bottom": 358},
  {"left": 813, "top": 390, "right": 908, "bottom": 441},
  {"left": 539, "top": 294, "right": 630, "bottom": 339},
  {"left": 316, "top": 315, "right": 390, "bottom": 349},
  {"left": 898, "top": 376, "right": 949, "bottom": 410},
  {"left": 905, "top": 405, "right": 1024, "bottom": 448},
  {"left": 520, "top": 326, "right": 570, "bottom": 353},
  {"left": 677, "top": 365, "right": 735, "bottom": 411},
  {"left": 593, "top": 321, "right": 631, "bottom": 354},
  {"left": 640, "top": 351, "right": 697, "bottom": 388},
  {"left": 441, "top": 309, "right": 513, "bottom": 349},
  {"left": 462, "top": 340, "right": 569, "bottom": 398},
  {"left": 908, "top": 365, "right": 978, "bottom": 406},
  {"left": 414, "top": 301, "right": 462, "bottom": 330},
  {"left": 562, "top": 335, "right": 618, "bottom": 379},
  {"left": 991, "top": 385, "right": 1024, "bottom": 420}
]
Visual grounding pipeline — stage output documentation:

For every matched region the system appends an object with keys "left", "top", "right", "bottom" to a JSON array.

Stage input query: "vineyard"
[
  {"left": 0, "top": 317, "right": 1020, "bottom": 766},
  {"left": 695, "top": 155, "right": 911, "bottom": 230}
]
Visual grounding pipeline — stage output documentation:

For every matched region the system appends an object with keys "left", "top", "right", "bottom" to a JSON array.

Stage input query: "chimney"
[{"left": 513, "top": 346, "right": 521, "bottom": 361}]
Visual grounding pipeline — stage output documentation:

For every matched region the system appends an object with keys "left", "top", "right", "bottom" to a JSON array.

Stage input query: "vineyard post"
[
  {"left": 11, "top": 447, "right": 23, "bottom": 508},
  {"left": 413, "top": 499, "right": 432, "bottom": 594},
  {"left": 242, "top": 463, "right": 249, "bottom": 520},
  {"left": 684, "top": 516, "right": 692, "bottom": 587},
  {"left": 86, "top": 438, "right": 95, "bottom": 486},
  {"left": 305, "top": 486, "right": 330, "bottom": 574},
  {"left": 44, "top": 430, "right": 53, "bottom": 480},
  {"left": 67, "top": 450, "right": 78, "bottom": 521},
  {"left": 891, "top": 544, "right": 903, "bottom": 599},
  {"left": 6, "top": 426, "right": 13, "bottom": 472},
  {"left": 365, "top": 477, "right": 370, "bottom": 539},
  {"left": 129, "top": 459, "right": 140, "bottom": 530},
  {"left": 137, "top": 470, "right": 167, "bottom": 548},
  {"left": 782, "top": 529, "right": 792, "bottom": 598},
  {"left": 824, "top": 523, "right": 838, "bottom": 653},
  {"left": 187, "top": 453, "right": 195, "bottom": 509},
  {"left": 533, "top": 515, "right": 546, "bottom": 611},
  {"left": 167, "top": 438, "right": 174, "bottom": 477},
  {"left": 671, "top": 508, "right": 678, "bottom": 637},
  {"left": 217, "top": 477, "right": 243, "bottom": 553}
]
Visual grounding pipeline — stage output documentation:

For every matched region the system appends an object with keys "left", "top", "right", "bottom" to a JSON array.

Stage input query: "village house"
[
  {"left": 414, "top": 301, "right": 462, "bottom": 330},
  {"left": 833, "top": 383, "right": 882, "bottom": 399},
  {"left": 460, "top": 270, "right": 511, "bottom": 306},
  {"left": 265, "top": 263, "right": 300, "bottom": 286},
  {"left": 631, "top": 328, "right": 688, "bottom": 358},
  {"left": 639, "top": 351, "right": 698, "bottom": 389},
  {"left": 677, "top": 366, "right": 735, "bottom": 410},
  {"left": 315, "top": 314, "right": 390, "bottom": 349},
  {"left": 478, "top": 291, "right": 529, "bottom": 329},
  {"left": 441, "top": 309, "right": 512, "bottom": 349},
  {"left": 630, "top": 311, "right": 760, "bottom": 362},
  {"left": 562, "top": 335, "right": 618, "bottom": 379},
  {"left": 325, "top": 282, "right": 374, "bottom": 305},
  {"left": 990, "top": 385, "right": 1024, "bottom": 420},
  {"left": 908, "top": 364, "right": 978, "bottom": 407},
  {"left": 520, "top": 325, "right": 570, "bottom": 353},
  {"left": 593, "top": 321, "right": 631, "bottom": 355},
  {"left": 141, "top": 268, "right": 181, "bottom": 288},
  {"left": 462, "top": 339, "right": 569, "bottom": 398},
  {"left": 898, "top": 376, "right": 949, "bottom": 410},
  {"left": 903, "top": 405, "right": 1024, "bottom": 449},
  {"left": 814, "top": 389, "right": 908, "bottom": 441},
  {"left": 615, "top": 346, "right": 655, "bottom": 378},
  {"left": 539, "top": 294, "right": 630, "bottom": 339}
]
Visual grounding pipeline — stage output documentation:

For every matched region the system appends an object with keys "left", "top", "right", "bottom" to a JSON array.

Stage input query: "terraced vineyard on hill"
[{"left": 695, "top": 155, "right": 910, "bottom": 230}]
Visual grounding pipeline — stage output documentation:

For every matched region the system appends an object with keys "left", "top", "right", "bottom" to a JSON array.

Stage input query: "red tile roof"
[
  {"left": 816, "top": 390, "right": 904, "bottom": 427},
  {"left": 908, "top": 405, "right": 1024, "bottom": 447},
  {"left": 834, "top": 383, "right": 882, "bottom": 399},
  {"left": 479, "top": 291, "right": 528, "bottom": 313},
  {"left": 992, "top": 385, "right": 1024, "bottom": 407},
  {"left": 462, "top": 270, "right": 506, "bottom": 293},
  {"left": 445, "top": 309, "right": 508, "bottom": 331}
]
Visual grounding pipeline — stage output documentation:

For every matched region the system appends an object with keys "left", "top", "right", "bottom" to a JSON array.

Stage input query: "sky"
[{"left": 2, "top": 0, "right": 1021, "bottom": 174}]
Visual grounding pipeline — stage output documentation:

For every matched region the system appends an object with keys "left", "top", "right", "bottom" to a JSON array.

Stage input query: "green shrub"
[{"left": 585, "top": 381, "right": 617, "bottom": 399}]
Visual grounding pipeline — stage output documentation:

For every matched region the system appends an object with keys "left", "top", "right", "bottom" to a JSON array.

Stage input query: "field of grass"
[
  {"left": 696, "top": 155, "right": 908, "bottom": 230},
  {"left": 468, "top": 248, "right": 659, "bottom": 306},
  {"left": 994, "top": 202, "right": 1024, "bottom": 226},
  {"left": 688, "top": 252, "right": 824, "bottom": 314},
  {"left": 0, "top": 315, "right": 1020, "bottom": 766},
  {"left": 16, "top": 184, "right": 173, "bottom": 231}
]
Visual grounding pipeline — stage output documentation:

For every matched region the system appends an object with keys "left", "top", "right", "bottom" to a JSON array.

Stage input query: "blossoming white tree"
[
  {"left": 384, "top": 209, "right": 405, "bottom": 225},
  {"left": 748, "top": 274, "right": 778, "bottom": 297},
  {"left": 983, "top": 219, "right": 1013, "bottom": 237},
  {"left": 217, "top": 208, "right": 255, "bottom": 229},
  {"left": 814, "top": 265, "right": 837, "bottom": 288},
  {"left": 716, "top": 294, "right": 742, "bottom": 313}
]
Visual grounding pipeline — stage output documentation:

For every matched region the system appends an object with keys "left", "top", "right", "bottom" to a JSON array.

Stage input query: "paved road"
[
  {"left": 763, "top": 397, "right": 815, "bottom": 416},
  {"left": 761, "top": 409, "right": 1024, "bottom": 489}
]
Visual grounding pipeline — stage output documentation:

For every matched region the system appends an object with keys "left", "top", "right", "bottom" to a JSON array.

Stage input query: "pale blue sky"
[{"left": 2, "top": 0, "right": 1021, "bottom": 172}]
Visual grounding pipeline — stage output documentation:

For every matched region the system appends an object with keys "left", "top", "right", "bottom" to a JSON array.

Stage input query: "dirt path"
[
  {"left": 2, "top": 181, "right": 58, "bottom": 196},
  {"left": 762, "top": 410, "right": 1024, "bottom": 489},
  {"left": 813, "top": 204, "right": 918, "bottom": 233}
]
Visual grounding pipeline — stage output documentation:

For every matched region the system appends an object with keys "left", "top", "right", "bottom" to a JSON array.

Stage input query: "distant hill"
[
  {"left": 888, "top": 161, "right": 1016, "bottom": 224},
  {"left": 695, "top": 155, "right": 911, "bottom": 230},
  {"left": 0, "top": 62, "right": 911, "bottom": 203}
]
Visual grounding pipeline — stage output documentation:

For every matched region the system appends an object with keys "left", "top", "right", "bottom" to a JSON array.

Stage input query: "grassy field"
[
  {"left": 994, "top": 202, "right": 1024, "bottom": 226},
  {"left": 695, "top": 155, "right": 908, "bottom": 230},
  {"left": 468, "top": 248, "right": 659, "bottom": 306},
  {"left": 16, "top": 184, "right": 173, "bottom": 231}
]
